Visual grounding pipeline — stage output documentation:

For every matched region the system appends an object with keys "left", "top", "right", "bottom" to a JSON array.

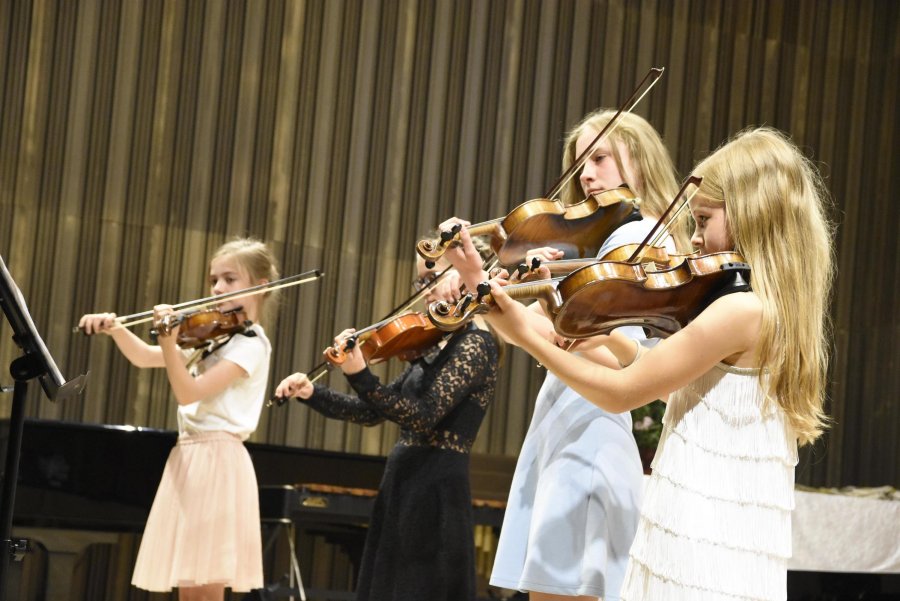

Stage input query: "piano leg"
[{"left": 252, "top": 521, "right": 309, "bottom": 601}]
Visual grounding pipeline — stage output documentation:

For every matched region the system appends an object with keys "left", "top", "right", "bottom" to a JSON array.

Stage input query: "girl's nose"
[
  {"left": 690, "top": 230, "right": 703, "bottom": 249},
  {"left": 579, "top": 166, "right": 594, "bottom": 190}
]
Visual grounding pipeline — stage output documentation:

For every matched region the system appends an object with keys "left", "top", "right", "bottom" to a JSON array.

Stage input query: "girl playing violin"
[
  {"left": 484, "top": 128, "right": 834, "bottom": 600},
  {"left": 441, "top": 109, "right": 687, "bottom": 601},
  {"left": 274, "top": 250, "right": 501, "bottom": 601},
  {"left": 78, "top": 238, "right": 279, "bottom": 601}
]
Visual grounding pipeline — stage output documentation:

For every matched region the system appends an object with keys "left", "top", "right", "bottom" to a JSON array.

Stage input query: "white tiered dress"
[{"left": 620, "top": 363, "right": 798, "bottom": 601}]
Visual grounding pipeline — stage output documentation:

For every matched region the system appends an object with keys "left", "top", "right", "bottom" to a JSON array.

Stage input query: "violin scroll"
[{"left": 416, "top": 224, "right": 464, "bottom": 268}]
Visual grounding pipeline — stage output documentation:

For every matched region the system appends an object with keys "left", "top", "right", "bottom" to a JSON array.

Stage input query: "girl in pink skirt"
[{"left": 79, "top": 238, "right": 278, "bottom": 600}]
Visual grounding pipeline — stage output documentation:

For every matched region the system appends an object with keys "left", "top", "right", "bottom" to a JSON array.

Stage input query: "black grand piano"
[{"left": 1, "top": 418, "right": 514, "bottom": 600}]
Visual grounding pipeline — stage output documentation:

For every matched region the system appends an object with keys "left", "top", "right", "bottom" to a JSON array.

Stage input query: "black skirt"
[{"left": 355, "top": 444, "right": 476, "bottom": 601}]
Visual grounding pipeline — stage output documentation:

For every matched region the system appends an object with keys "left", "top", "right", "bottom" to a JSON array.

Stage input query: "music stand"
[{"left": 0, "top": 254, "right": 87, "bottom": 600}]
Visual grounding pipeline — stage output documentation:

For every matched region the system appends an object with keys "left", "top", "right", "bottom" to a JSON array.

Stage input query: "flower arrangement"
[
  {"left": 631, "top": 400, "right": 666, "bottom": 473},
  {"left": 630, "top": 400, "right": 666, "bottom": 449}
]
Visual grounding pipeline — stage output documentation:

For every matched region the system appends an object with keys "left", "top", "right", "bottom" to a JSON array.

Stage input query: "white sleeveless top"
[{"left": 621, "top": 363, "right": 798, "bottom": 601}]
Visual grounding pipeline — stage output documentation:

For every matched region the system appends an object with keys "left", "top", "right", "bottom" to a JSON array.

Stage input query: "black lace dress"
[{"left": 299, "top": 326, "right": 499, "bottom": 601}]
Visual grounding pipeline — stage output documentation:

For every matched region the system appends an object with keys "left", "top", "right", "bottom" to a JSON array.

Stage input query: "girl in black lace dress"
[{"left": 274, "top": 259, "right": 500, "bottom": 601}]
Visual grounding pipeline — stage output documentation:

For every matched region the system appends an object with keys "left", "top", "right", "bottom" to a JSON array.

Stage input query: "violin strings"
[
  {"left": 625, "top": 175, "right": 701, "bottom": 263},
  {"left": 646, "top": 184, "right": 700, "bottom": 251}
]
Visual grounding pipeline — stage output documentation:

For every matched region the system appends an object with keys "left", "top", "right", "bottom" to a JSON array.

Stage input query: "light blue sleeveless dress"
[{"left": 490, "top": 219, "right": 671, "bottom": 598}]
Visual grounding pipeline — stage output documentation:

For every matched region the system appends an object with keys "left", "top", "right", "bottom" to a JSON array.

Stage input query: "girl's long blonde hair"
[
  {"left": 211, "top": 237, "right": 281, "bottom": 325},
  {"left": 693, "top": 127, "right": 835, "bottom": 445},
  {"left": 561, "top": 110, "right": 690, "bottom": 251}
]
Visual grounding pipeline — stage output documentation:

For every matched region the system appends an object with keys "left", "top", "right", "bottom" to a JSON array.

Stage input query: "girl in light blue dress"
[{"left": 443, "top": 109, "right": 689, "bottom": 601}]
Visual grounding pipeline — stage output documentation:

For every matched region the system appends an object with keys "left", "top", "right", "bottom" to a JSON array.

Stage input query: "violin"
[
  {"left": 416, "top": 186, "right": 642, "bottom": 267},
  {"left": 153, "top": 307, "right": 251, "bottom": 349},
  {"left": 427, "top": 251, "right": 750, "bottom": 339},
  {"left": 268, "top": 312, "right": 447, "bottom": 407},
  {"left": 508, "top": 174, "right": 704, "bottom": 282},
  {"left": 416, "top": 68, "right": 665, "bottom": 268},
  {"left": 324, "top": 312, "right": 446, "bottom": 366}
]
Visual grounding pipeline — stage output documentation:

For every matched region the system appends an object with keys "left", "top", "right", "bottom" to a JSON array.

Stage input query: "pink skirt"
[{"left": 131, "top": 431, "right": 263, "bottom": 592}]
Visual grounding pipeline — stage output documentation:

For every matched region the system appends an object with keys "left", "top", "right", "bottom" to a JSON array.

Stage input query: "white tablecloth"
[
  {"left": 640, "top": 476, "right": 900, "bottom": 573},
  {"left": 789, "top": 487, "right": 900, "bottom": 573}
]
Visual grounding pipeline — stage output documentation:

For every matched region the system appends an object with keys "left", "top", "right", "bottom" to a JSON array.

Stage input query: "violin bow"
[
  {"left": 73, "top": 269, "right": 324, "bottom": 332},
  {"left": 625, "top": 175, "right": 702, "bottom": 263},
  {"left": 545, "top": 67, "right": 665, "bottom": 201}
]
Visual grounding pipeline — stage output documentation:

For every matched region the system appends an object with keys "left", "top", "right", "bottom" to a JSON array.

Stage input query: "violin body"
[
  {"left": 550, "top": 252, "right": 750, "bottom": 338},
  {"left": 417, "top": 187, "right": 642, "bottom": 266},
  {"left": 155, "top": 308, "right": 251, "bottom": 349},
  {"left": 324, "top": 312, "right": 446, "bottom": 366},
  {"left": 428, "top": 251, "right": 750, "bottom": 339}
]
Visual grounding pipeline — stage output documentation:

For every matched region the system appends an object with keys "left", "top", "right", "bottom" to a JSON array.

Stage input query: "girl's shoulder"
[
  {"left": 696, "top": 291, "right": 763, "bottom": 365},
  {"left": 708, "top": 289, "right": 761, "bottom": 314},
  {"left": 698, "top": 290, "right": 762, "bottom": 329}
]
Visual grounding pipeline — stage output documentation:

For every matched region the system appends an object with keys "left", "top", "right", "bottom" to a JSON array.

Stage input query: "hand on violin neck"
[
  {"left": 428, "top": 270, "right": 465, "bottom": 304},
  {"left": 525, "top": 247, "right": 564, "bottom": 265},
  {"left": 481, "top": 279, "right": 530, "bottom": 347},
  {"left": 334, "top": 328, "right": 367, "bottom": 375},
  {"left": 510, "top": 259, "right": 550, "bottom": 283},
  {"left": 151, "top": 304, "right": 179, "bottom": 341},
  {"left": 439, "top": 219, "right": 486, "bottom": 289}
]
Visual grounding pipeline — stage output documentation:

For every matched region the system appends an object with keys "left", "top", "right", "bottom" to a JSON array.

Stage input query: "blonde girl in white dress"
[
  {"left": 79, "top": 238, "right": 279, "bottom": 601},
  {"left": 482, "top": 127, "right": 834, "bottom": 601}
]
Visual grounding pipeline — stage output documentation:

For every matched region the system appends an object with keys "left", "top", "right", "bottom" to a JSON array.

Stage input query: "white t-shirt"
[{"left": 177, "top": 324, "right": 271, "bottom": 440}]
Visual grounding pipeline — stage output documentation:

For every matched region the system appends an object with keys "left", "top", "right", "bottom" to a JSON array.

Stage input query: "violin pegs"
[
  {"left": 476, "top": 282, "right": 491, "bottom": 302},
  {"left": 439, "top": 229, "right": 454, "bottom": 243},
  {"left": 530, "top": 257, "right": 542, "bottom": 271},
  {"left": 516, "top": 263, "right": 528, "bottom": 278},
  {"left": 455, "top": 294, "right": 473, "bottom": 317},
  {"left": 425, "top": 260, "right": 435, "bottom": 269}
]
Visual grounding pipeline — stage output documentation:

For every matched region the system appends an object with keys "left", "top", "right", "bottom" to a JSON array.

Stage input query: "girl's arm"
[
  {"left": 156, "top": 331, "right": 246, "bottom": 405},
  {"left": 487, "top": 281, "right": 762, "bottom": 413},
  {"left": 347, "top": 330, "right": 497, "bottom": 432},
  {"left": 78, "top": 313, "right": 165, "bottom": 367},
  {"left": 304, "top": 385, "right": 387, "bottom": 426},
  {"left": 273, "top": 371, "right": 389, "bottom": 426}
]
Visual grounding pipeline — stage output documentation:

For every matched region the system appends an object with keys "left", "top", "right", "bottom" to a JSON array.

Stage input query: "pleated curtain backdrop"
[{"left": 0, "top": 0, "right": 897, "bottom": 487}]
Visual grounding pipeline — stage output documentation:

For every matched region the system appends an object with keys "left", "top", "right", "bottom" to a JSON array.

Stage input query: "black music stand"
[{"left": 0, "top": 254, "right": 87, "bottom": 601}]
